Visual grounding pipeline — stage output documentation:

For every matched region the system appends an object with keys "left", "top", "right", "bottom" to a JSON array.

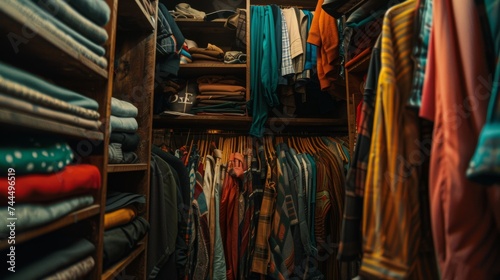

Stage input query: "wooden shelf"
[
  {"left": 108, "top": 163, "right": 148, "bottom": 173},
  {"left": 102, "top": 242, "right": 146, "bottom": 280},
  {"left": 0, "top": 108, "right": 104, "bottom": 140},
  {"left": 0, "top": 205, "right": 100, "bottom": 251},
  {"left": 0, "top": 2, "right": 108, "bottom": 80},
  {"left": 181, "top": 61, "right": 246, "bottom": 68},
  {"left": 175, "top": 18, "right": 228, "bottom": 27},
  {"left": 153, "top": 115, "right": 348, "bottom": 132},
  {"left": 179, "top": 61, "right": 246, "bottom": 76},
  {"left": 250, "top": 0, "right": 316, "bottom": 9},
  {"left": 117, "top": 0, "right": 155, "bottom": 32}
]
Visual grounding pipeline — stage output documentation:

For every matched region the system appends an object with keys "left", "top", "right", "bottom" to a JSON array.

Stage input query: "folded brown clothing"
[
  {"left": 199, "top": 84, "right": 246, "bottom": 93},
  {"left": 188, "top": 48, "right": 223, "bottom": 57},
  {"left": 198, "top": 91, "right": 245, "bottom": 96},
  {"left": 196, "top": 95, "right": 245, "bottom": 101},
  {"left": 191, "top": 54, "right": 222, "bottom": 61},
  {"left": 197, "top": 75, "right": 246, "bottom": 86},
  {"left": 197, "top": 100, "right": 247, "bottom": 106}
]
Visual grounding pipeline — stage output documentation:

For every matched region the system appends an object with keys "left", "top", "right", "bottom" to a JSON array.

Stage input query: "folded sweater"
[
  {"left": 0, "top": 136, "right": 74, "bottom": 175},
  {"left": 110, "top": 116, "right": 139, "bottom": 133},
  {"left": 111, "top": 97, "right": 138, "bottom": 118},
  {"left": 0, "top": 164, "right": 101, "bottom": 203},
  {"left": 37, "top": 0, "right": 109, "bottom": 44},
  {"left": 0, "top": 61, "right": 99, "bottom": 110},
  {"left": 64, "top": 0, "right": 110, "bottom": 26}
]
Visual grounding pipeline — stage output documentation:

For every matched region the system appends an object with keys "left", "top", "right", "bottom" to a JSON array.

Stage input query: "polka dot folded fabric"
[{"left": 0, "top": 137, "right": 74, "bottom": 175}]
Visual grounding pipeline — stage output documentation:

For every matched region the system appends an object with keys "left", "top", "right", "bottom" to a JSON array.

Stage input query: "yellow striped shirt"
[{"left": 361, "top": 1, "right": 436, "bottom": 279}]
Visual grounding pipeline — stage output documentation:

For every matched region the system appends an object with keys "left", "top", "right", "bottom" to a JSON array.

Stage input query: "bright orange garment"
[
  {"left": 104, "top": 206, "right": 137, "bottom": 230},
  {"left": 307, "top": 0, "right": 339, "bottom": 91}
]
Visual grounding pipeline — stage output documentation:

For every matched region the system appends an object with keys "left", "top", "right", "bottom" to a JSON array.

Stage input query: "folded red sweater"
[{"left": 1, "top": 164, "right": 101, "bottom": 204}]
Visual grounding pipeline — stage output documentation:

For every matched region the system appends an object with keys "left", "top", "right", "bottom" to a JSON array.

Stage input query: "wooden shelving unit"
[
  {"left": 0, "top": 205, "right": 100, "bottom": 251},
  {"left": 108, "top": 163, "right": 148, "bottom": 173},
  {"left": 0, "top": 0, "right": 157, "bottom": 279},
  {"left": 101, "top": 242, "right": 146, "bottom": 280},
  {"left": 0, "top": 2, "right": 108, "bottom": 80}
]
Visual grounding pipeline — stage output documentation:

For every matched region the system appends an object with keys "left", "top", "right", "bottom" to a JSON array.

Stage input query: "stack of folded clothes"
[
  {"left": 109, "top": 97, "right": 140, "bottom": 164},
  {"left": 5, "top": 0, "right": 111, "bottom": 68},
  {"left": 0, "top": 234, "right": 96, "bottom": 280},
  {"left": 0, "top": 135, "right": 101, "bottom": 237},
  {"left": 191, "top": 75, "right": 247, "bottom": 116},
  {"left": 103, "top": 191, "right": 149, "bottom": 269},
  {"left": 187, "top": 43, "right": 225, "bottom": 62},
  {"left": 0, "top": 62, "right": 102, "bottom": 131}
]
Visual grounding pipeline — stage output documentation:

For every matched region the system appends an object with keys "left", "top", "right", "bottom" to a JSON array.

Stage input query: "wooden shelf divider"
[{"left": 0, "top": 205, "right": 101, "bottom": 251}]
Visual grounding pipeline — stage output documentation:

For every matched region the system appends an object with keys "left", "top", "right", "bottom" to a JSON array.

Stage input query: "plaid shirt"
[
  {"left": 408, "top": 0, "right": 432, "bottom": 108},
  {"left": 338, "top": 35, "right": 381, "bottom": 262},
  {"left": 251, "top": 160, "right": 277, "bottom": 275},
  {"left": 281, "top": 9, "right": 295, "bottom": 77}
]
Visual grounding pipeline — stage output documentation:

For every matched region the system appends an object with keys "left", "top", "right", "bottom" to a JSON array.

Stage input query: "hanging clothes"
[
  {"left": 420, "top": 0, "right": 500, "bottom": 278},
  {"left": 467, "top": 0, "right": 500, "bottom": 184},
  {"left": 361, "top": 1, "right": 438, "bottom": 279},
  {"left": 307, "top": 0, "right": 340, "bottom": 92}
]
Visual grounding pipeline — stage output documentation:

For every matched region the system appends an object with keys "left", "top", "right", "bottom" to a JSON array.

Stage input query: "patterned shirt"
[
  {"left": 361, "top": 1, "right": 437, "bottom": 279},
  {"left": 408, "top": 0, "right": 432, "bottom": 108},
  {"left": 281, "top": 9, "right": 295, "bottom": 77},
  {"left": 338, "top": 35, "right": 381, "bottom": 261}
]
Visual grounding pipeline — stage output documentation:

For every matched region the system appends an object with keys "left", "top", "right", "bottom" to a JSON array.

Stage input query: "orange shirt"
[{"left": 307, "top": 0, "right": 339, "bottom": 91}]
